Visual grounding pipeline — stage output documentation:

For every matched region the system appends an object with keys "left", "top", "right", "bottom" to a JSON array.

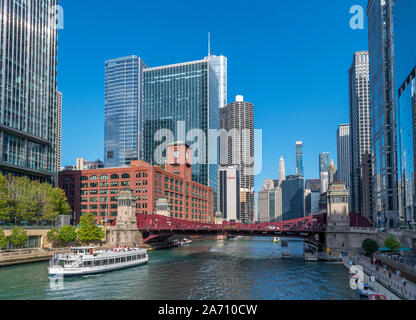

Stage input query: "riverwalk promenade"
[
  {"left": 347, "top": 255, "right": 416, "bottom": 300},
  {"left": 0, "top": 249, "right": 70, "bottom": 267}
]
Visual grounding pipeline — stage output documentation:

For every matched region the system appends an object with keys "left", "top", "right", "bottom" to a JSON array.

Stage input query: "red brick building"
[{"left": 59, "top": 143, "right": 214, "bottom": 224}]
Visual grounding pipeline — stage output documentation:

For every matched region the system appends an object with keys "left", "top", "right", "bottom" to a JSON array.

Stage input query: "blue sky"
[{"left": 59, "top": 0, "right": 368, "bottom": 193}]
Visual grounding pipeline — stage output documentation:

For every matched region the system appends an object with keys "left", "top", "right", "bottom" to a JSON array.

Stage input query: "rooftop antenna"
[{"left": 208, "top": 32, "right": 211, "bottom": 57}]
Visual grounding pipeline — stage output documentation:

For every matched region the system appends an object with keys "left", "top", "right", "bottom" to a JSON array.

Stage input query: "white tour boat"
[{"left": 48, "top": 246, "right": 148, "bottom": 277}]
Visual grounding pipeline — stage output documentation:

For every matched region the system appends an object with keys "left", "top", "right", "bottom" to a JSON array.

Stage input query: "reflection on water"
[{"left": 0, "top": 237, "right": 359, "bottom": 300}]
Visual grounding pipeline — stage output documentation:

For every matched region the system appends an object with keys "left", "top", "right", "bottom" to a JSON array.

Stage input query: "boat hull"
[{"left": 48, "top": 258, "right": 148, "bottom": 277}]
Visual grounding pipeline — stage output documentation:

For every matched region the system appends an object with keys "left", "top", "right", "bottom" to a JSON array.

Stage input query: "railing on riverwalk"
[{"left": 350, "top": 256, "right": 416, "bottom": 300}]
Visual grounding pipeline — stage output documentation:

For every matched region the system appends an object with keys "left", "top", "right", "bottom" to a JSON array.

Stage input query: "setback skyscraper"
[
  {"left": 337, "top": 124, "right": 351, "bottom": 189},
  {"left": 104, "top": 56, "right": 147, "bottom": 168},
  {"left": 319, "top": 152, "right": 330, "bottom": 194},
  {"left": 367, "top": 0, "right": 399, "bottom": 228},
  {"left": 394, "top": 0, "right": 416, "bottom": 225},
  {"left": 349, "top": 51, "right": 371, "bottom": 215},
  {"left": 0, "top": 0, "right": 59, "bottom": 184}
]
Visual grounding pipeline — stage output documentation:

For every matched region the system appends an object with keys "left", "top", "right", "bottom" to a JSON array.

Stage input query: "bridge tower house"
[
  {"left": 107, "top": 189, "right": 143, "bottom": 247},
  {"left": 324, "top": 181, "right": 350, "bottom": 259}
]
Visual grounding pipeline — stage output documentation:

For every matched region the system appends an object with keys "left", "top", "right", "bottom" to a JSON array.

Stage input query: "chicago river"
[{"left": 0, "top": 238, "right": 359, "bottom": 300}]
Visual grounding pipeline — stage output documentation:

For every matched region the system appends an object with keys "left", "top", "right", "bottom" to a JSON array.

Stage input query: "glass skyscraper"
[
  {"left": 367, "top": 0, "right": 399, "bottom": 228},
  {"left": 349, "top": 51, "right": 371, "bottom": 215},
  {"left": 205, "top": 55, "right": 227, "bottom": 108},
  {"left": 104, "top": 56, "right": 147, "bottom": 168},
  {"left": 394, "top": 0, "right": 416, "bottom": 225},
  {"left": 295, "top": 141, "right": 304, "bottom": 177},
  {"left": 142, "top": 59, "right": 219, "bottom": 199},
  {"left": 0, "top": 0, "right": 59, "bottom": 184}
]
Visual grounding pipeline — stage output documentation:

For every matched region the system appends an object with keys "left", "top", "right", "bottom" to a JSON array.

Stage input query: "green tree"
[
  {"left": 58, "top": 225, "right": 77, "bottom": 246},
  {"left": 0, "top": 227, "right": 8, "bottom": 249},
  {"left": 46, "top": 228, "right": 60, "bottom": 245},
  {"left": 362, "top": 238, "right": 379, "bottom": 257},
  {"left": 8, "top": 227, "right": 28, "bottom": 248},
  {"left": 76, "top": 213, "right": 104, "bottom": 244},
  {"left": 0, "top": 174, "right": 11, "bottom": 223},
  {"left": 384, "top": 234, "right": 401, "bottom": 252}
]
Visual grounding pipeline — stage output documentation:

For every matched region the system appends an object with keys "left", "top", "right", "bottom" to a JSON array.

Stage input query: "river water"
[{"left": 0, "top": 237, "right": 359, "bottom": 300}]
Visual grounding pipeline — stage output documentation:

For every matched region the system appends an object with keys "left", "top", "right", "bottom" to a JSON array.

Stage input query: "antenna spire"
[{"left": 208, "top": 32, "right": 211, "bottom": 57}]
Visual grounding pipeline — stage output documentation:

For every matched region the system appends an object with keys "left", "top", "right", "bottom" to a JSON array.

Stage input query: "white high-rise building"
[
  {"left": 278, "top": 156, "right": 286, "bottom": 185},
  {"left": 218, "top": 166, "right": 240, "bottom": 222}
]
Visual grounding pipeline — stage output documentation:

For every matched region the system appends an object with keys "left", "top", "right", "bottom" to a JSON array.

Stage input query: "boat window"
[
  {"left": 83, "top": 261, "right": 92, "bottom": 267},
  {"left": 127, "top": 256, "right": 131, "bottom": 262},
  {"left": 108, "top": 259, "right": 114, "bottom": 264},
  {"left": 93, "top": 260, "right": 101, "bottom": 266},
  {"left": 102, "top": 259, "right": 108, "bottom": 265},
  {"left": 115, "top": 258, "right": 121, "bottom": 264},
  {"left": 132, "top": 255, "right": 136, "bottom": 260},
  {"left": 121, "top": 257, "right": 126, "bottom": 263}
]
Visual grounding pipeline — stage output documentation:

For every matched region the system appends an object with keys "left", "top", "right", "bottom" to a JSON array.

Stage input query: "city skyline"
[{"left": 58, "top": 0, "right": 369, "bottom": 195}]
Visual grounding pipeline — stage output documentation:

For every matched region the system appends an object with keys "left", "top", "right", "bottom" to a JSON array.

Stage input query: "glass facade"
[
  {"left": 367, "top": 0, "right": 399, "bottom": 227},
  {"left": 295, "top": 141, "right": 304, "bottom": 176},
  {"left": 395, "top": 0, "right": 416, "bottom": 224},
  {"left": 205, "top": 55, "right": 227, "bottom": 108},
  {"left": 0, "top": 0, "right": 59, "bottom": 184},
  {"left": 281, "top": 175, "right": 304, "bottom": 221},
  {"left": 104, "top": 56, "right": 147, "bottom": 168},
  {"left": 142, "top": 60, "right": 219, "bottom": 204},
  {"left": 349, "top": 51, "right": 371, "bottom": 214}
]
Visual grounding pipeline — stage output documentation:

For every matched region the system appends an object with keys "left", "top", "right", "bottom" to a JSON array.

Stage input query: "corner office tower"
[{"left": 0, "top": 0, "right": 59, "bottom": 184}]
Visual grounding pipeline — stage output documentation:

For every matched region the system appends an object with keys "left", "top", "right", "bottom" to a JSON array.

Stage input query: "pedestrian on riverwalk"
[
  {"left": 389, "top": 270, "right": 392, "bottom": 280},
  {"left": 402, "top": 277, "right": 407, "bottom": 289}
]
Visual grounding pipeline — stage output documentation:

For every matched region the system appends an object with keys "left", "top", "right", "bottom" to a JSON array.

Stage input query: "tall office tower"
[
  {"left": 295, "top": 141, "right": 304, "bottom": 176},
  {"left": 278, "top": 156, "right": 286, "bottom": 185},
  {"left": 258, "top": 184, "right": 282, "bottom": 223},
  {"left": 205, "top": 55, "right": 227, "bottom": 109},
  {"left": 305, "top": 179, "right": 320, "bottom": 215},
  {"left": 104, "top": 56, "right": 147, "bottom": 168},
  {"left": 329, "top": 160, "right": 337, "bottom": 184},
  {"left": 222, "top": 95, "right": 255, "bottom": 223},
  {"left": 218, "top": 166, "right": 240, "bottom": 222},
  {"left": 349, "top": 51, "right": 371, "bottom": 215},
  {"left": 319, "top": 152, "right": 330, "bottom": 194},
  {"left": 337, "top": 124, "right": 351, "bottom": 188},
  {"left": 142, "top": 59, "right": 219, "bottom": 202},
  {"left": 56, "top": 91, "right": 62, "bottom": 175},
  {"left": 367, "top": 0, "right": 399, "bottom": 228},
  {"left": 281, "top": 175, "right": 304, "bottom": 220},
  {"left": 0, "top": 0, "right": 59, "bottom": 185},
  {"left": 394, "top": 0, "right": 416, "bottom": 225}
]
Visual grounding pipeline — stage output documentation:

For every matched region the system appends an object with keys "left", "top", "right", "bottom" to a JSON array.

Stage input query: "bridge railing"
[{"left": 136, "top": 213, "right": 326, "bottom": 233}]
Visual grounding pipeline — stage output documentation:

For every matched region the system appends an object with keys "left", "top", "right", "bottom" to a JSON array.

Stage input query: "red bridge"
[{"left": 135, "top": 213, "right": 329, "bottom": 248}]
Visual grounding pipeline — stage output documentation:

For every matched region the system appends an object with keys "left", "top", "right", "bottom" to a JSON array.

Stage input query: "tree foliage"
[
  {"left": 8, "top": 227, "right": 28, "bottom": 248},
  {"left": 0, "top": 227, "right": 8, "bottom": 249},
  {"left": 76, "top": 213, "right": 105, "bottom": 244},
  {"left": 58, "top": 225, "right": 77, "bottom": 245},
  {"left": 362, "top": 238, "right": 379, "bottom": 257},
  {"left": 0, "top": 173, "right": 71, "bottom": 224},
  {"left": 384, "top": 234, "right": 401, "bottom": 252},
  {"left": 47, "top": 228, "right": 60, "bottom": 244}
]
